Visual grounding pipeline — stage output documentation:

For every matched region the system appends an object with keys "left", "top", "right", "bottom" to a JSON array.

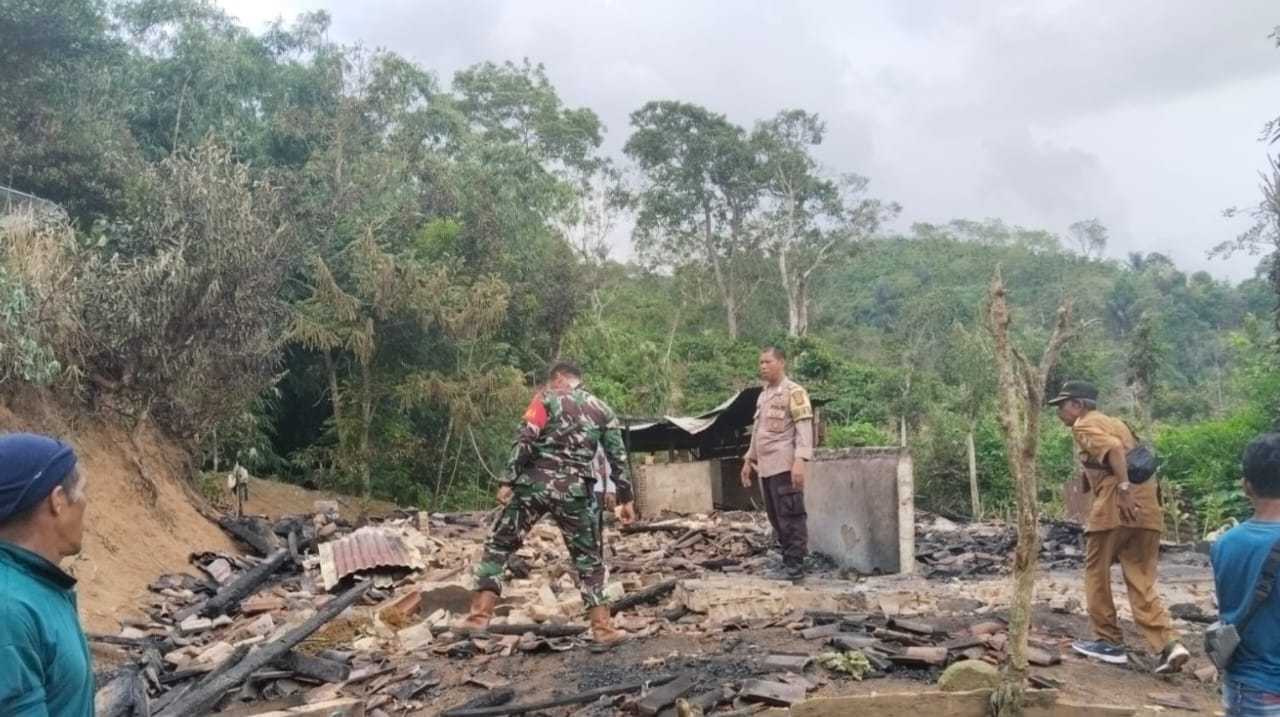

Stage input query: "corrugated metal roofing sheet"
[{"left": 317, "top": 526, "right": 426, "bottom": 591}]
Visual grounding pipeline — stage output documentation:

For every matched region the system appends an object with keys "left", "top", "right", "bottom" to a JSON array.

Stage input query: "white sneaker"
[{"left": 1154, "top": 641, "right": 1190, "bottom": 674}]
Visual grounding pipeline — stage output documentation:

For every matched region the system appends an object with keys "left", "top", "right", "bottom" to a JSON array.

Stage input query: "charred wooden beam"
[
  {"left": 439, "top": 674, "right": 676, "bottom": 717},
  {"left": 153, "top": 580, "right": 372, "bottom": 717}
]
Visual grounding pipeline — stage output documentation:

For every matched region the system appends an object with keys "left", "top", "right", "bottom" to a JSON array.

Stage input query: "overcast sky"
[{"left": 218, "top": 0, "right": 1280, "bottom": 282}]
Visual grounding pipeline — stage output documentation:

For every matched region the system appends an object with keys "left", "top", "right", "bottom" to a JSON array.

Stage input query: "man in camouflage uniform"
[
  {"left": 454, "top": 360, "right": 635, "bottom": 648},
  {"left": 741, "top": 345, "right": 814, "bottom": 581}
]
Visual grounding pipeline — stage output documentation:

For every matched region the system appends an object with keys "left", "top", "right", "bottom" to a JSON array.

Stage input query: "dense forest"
[{"left": 2, "top": 2, "right": 1279, "bottom": 532}]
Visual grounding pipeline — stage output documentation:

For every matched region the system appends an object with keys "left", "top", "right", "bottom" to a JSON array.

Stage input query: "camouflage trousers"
[{"left": 472, "top": 476, "right": 609, "bottom": 607}]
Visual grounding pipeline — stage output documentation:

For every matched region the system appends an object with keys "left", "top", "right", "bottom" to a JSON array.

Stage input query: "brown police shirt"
[
  {"left": 745, "top": 377, "right": 814, "bottom": 479},
  {"left": 1072, "top": 411, "right": 1162, "bottom": 534}
]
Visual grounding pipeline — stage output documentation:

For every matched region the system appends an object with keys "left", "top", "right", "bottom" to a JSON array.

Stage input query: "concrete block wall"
[
  {"left": 636, "top": 460, "right": 715, "bottom": 517},
  {"left": 804, "top": 447, "right": 914, "bottom": 575}
]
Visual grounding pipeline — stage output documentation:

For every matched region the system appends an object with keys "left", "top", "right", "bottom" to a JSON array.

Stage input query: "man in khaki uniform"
[
  {"left": 741, "top": 345, "right": 814, "bottom": 581},
  {"left": 1049, "top": 380, "right": 1189, "bottom": 673}
]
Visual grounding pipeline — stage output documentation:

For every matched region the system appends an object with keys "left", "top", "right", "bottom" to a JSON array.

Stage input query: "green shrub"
[
  {"left": 826, "top": 421, "right": 892, "bottom": 448},
  {"left": 1156, "top": 411, "right": 1263, "bottom": 530}
]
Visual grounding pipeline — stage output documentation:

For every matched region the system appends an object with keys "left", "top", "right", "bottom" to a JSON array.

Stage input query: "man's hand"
[
  {"left": 791, "top": 459, "right": 807, "bottom": 490},
  {"left": 1116, "top": 485, "right": 1139, "bottom": 523},
  {"left": 740, "top": 460, "right": 755, "bottom": 488},
  {"left": 496, "top": 484, "right": 514, "bottom": 505},
  {"left": 619, "top": 501, "right": 636, "bottom": 524},
  {"left": 604, "top": 492, "right": 617, "bottom": 511}
]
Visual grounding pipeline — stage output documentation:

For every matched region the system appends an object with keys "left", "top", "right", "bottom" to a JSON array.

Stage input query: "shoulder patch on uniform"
[
  {"left": 522, "top": 394, "right": 549, "bottom": 430},
  {"left": 789, "top": 386, "right": 813, "bottom": 421}
]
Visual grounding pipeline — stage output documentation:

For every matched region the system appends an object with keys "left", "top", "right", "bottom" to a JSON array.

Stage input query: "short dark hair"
[
  {"left": 1243, "top": 433, "right": 1280, "bottom": 498},
  {"left": 548, "top": 360, "right": 583, "bottom": 380},
  {"left": 761, "top": 345, "right": 786, "bottom": 361}
]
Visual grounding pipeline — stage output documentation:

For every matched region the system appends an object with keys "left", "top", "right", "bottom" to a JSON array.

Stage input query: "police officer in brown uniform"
[{"left": 741, "top": 346, "right": 814, "bottom": 581}]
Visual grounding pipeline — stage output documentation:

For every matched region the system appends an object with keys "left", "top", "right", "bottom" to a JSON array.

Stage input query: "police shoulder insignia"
[{"left": 789, "top": 386, "right": 813, "bottom": 421}]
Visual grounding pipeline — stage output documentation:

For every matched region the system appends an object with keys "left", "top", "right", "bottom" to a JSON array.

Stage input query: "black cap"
[{"left": 1046, "top": 380, "right": 1098, "bottom": 406}]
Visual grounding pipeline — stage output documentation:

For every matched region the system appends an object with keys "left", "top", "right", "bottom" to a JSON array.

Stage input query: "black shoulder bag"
[
  {"left": 1205, "top": 536, "right": 1280, "bottom": 671},
  {"left": 1081, "top": 421, "right": 1160, "bottom": 484}
]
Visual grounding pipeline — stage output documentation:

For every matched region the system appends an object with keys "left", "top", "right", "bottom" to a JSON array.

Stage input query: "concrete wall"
[
  {"left": 636, "top": 460, "right": 715, "bottom": 517},
  {"left": 805, "top": 447, "right": 914, "bottom": 575}
]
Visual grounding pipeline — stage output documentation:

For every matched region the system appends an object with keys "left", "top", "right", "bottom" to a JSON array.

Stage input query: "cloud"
[
  {"left": 215, "top": 0, "right": 1280, "bottom": 280},
  {"left": 982, "top": 128, "right": 1128, "bottom": 237}
]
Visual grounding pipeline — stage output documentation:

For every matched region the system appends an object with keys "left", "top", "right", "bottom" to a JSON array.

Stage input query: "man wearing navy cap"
[
  {"left": 0, "top": 433, "right": 94, "bottom": 716},
  {"left": 1049, "top": 381, "right": 1188, "bottom": 675}
]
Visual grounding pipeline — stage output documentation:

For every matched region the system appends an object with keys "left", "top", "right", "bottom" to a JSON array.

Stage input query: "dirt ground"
[
  {"left": 0, "top": 392, "right": 237, "bottom": 633},
  {"left": 237, "top": 476, "right": 398, "bottom": 520},
  {"left": 0, "top": 388, "right": 399, "bottom": 634}
]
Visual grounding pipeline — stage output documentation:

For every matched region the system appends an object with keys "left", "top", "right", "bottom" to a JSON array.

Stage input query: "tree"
[
  {"left": 752, "top": 109, "right": 898, "bottom": 335},
  {"left": 885, "top": 290, "right": 961, "bottom": 446},
  {"left": 1126, "top": 311, "right": 1164, "bottom": 433},
  {"left": 623, "top": 101, "right": 760, "bottom": 340},
  {"left": 290, "top": 229, "right": 517, "bottom": 499},
  {"left": 1068, "top": 218, "right": 1108, "bottom": 261},
  {"left": 74, "top": 141, "right": 297, "bottom": 438},
  {"left": 1214, "top": 29, "right": 1280, "bottom": 328},
  {"left": 984, "top": 265, "right": 1087, "bottom": 716},
  {"left": 941, "top": 321, "right": 997, "bottom": 518},
  {"left": 0, "top": 0, "right": 135, "bottom": 220},
  {"left": 555, "top": 161, "right": 624, "bottom": 321}
]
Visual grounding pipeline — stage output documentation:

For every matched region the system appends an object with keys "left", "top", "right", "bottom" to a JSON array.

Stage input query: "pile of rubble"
[
  {"left": 94, "top": 501, "right": 1152, "bottom": 716},
  {"left": 914, "top": 513, "right": 1085, "bottom": 579},
  {"left": 91, "top": 505, "right": 810, "bottom": 716}
]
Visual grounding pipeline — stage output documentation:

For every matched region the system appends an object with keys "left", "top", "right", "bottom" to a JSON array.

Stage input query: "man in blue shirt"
[
  {"left": 0, "top": 433, "right": 94, "bottom": 717},
  {"left": 1211, "top": 433, "right": 1280, "bottom": 715}
]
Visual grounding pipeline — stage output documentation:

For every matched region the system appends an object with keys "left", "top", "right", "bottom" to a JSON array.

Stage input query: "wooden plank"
[
  {"left": 175, "top": 549, "right": 292, "bottom": 622},
  {"left": 212, "top": 696, "right": 307, "bottom": 717},
  {"left": 234, "top": 698, "right": 364, "bottom": 717},
  {"left": 153, "top": 580, "right": 372, "bottom": 717},
  {"left": 792, "top": 689, "right": 1134, "bottom": 717},
  {"left": 1023, "top": 702, "right": 1136, "bottom": 717},
  {"left": 1144, "top": 693, "right": 1198, "bottom": 711},
  {"left": 739, "top": 679, "right": 806, "bottom": 707},
  {"left": 610, "top": 579, "right": 678, "bottom": 615},
  {"left": 635, "top": 675, "right": 696, "bottom": 716}
]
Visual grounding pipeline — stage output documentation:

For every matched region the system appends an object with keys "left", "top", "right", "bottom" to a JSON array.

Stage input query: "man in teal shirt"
[
  {"left": 0, "top": 433, "right": 94, "bottom": 717},
  {"left": 1211, "top": 433, "right": 1280, "bottom": 716}
]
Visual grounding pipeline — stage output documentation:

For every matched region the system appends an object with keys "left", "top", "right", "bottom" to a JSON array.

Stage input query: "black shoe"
[{"left": 768, "top": 560, "right": 805, "bottom": 582}]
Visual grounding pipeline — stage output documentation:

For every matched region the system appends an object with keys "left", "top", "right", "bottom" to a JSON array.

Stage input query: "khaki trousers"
[{"left": 1083, "top": 527, "right": 1177, "bottom": 651}]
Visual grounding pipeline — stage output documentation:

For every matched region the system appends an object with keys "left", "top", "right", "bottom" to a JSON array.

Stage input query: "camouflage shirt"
[{"left": 503, "top": 385, "right": 633, "bottom": 504}]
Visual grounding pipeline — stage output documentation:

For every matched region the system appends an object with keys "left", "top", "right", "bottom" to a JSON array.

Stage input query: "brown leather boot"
[
  {"left": 452, "top": 590, "right": 497, "bottom": 635},
  {"left": 588, "top": 605, "right": 629, "bottom": 651}
]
